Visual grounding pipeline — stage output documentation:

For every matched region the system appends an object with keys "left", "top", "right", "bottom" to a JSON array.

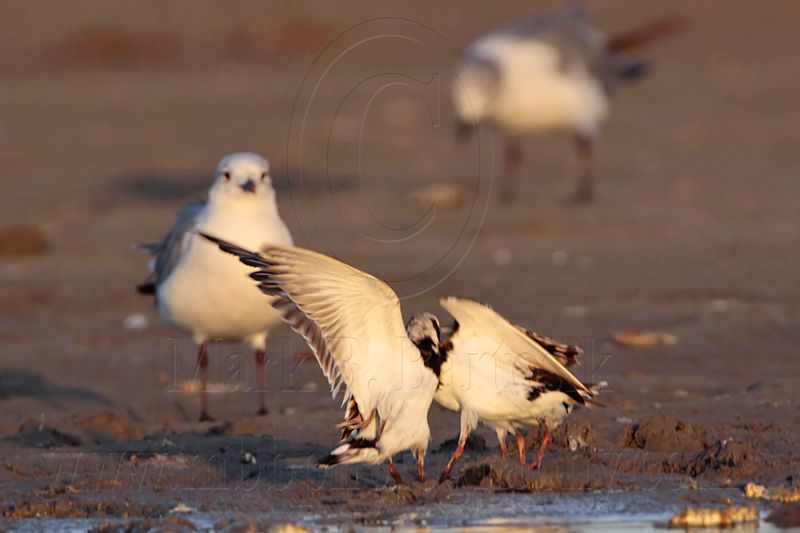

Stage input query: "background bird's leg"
[
  {"left": 496, "top": 428, "right": 509, "bottom": 458},
  {"left": 573, "top": 133, "right": 594, "bottom": 203},
  {"left": 514, "top": 431, "right": 526, "bottom": 465},
  {"left": 255, "top": 347, "right": 268, "bottom": 415},
  {"left": 198, "top": 340, "right": 213, "bottom": 422},
  {"left": 529, "top": 426, "right": 552, "bottom": 470},
  {"left": 501, "top": 140, "right": 522, "bottom": 203},
  {"left": 387, "top": 458, "right": 404, "bottom": 485},
  {"left": 414, "top": 448, "right": 427, "bottom": 482}
]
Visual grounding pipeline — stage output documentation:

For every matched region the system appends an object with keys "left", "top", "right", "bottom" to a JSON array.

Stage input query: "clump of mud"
[
  {"left": 612, "top": 414, "right": 763, "bottom": 481},
  {"left": 2, "top": 489, "right": 165, "bottom": 520},
  {"left": 620, "top": 414, "right": 705, "bottom": 453},
  {"left": 0, "top": 225, "right": 48, "bottom": 256},
  {"left": 6, "top": 412, "right": 142, "bottom": 448},
  {"left": 66, "top": 412, "right": 143, "bottom": 443},
  {"left": 552, "top": 418, "right": 609, "bottom": 451},
  {"left": 6, "top": 420, "right": 82, "bottom": 448},
  {"left": 689, "top": 439, "right": 760, "bottom": 477},
  {"left": 767, "top": 504, "right": 800, "bottom": 528},
  {"left": 453, "top": 452, "right": 616, "bottom": 492},
  {"left": 88, "top": 516, "right": 198, "bottom": 532}
]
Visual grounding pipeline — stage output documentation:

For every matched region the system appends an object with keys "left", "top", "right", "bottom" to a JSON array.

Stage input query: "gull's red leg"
[
  {"left": 198, "top": 341, "right": 214, "bottom": 422},
  {"left": 255, "top": 349, "right": 268, "bottom": 415}
]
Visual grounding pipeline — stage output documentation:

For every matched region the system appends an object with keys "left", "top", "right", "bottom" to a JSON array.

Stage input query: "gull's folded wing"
[{"left": 136, "top": 200, "right": 206, "bottom": 294}]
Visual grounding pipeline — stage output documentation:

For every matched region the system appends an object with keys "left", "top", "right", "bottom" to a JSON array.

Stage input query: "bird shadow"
[
  {"left": 83, "top": 426, "right": 391, "bottom": 490},
  {"left": 0, "top": 368, "right": 112, "bottom": 408},
  {"left": 112, "top": 169, "right": 355, "bottom": 203}
]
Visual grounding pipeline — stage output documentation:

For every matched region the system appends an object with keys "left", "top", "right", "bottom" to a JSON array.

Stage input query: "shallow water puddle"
[{"left": 3, "top": 491, "right": 783, "bottom": 533}]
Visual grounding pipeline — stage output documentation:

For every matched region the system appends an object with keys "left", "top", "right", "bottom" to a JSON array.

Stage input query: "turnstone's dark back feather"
[{"left": 519, "top": 327, "right": 582, "bottom": 367}]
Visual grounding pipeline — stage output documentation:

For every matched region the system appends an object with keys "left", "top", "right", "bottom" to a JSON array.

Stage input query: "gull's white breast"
[
  {"left": 470, "top": 36, "right": 609, "bottom": 135},
  {"left": 157, "top": 204, "right": 292, "bottom": 342}
]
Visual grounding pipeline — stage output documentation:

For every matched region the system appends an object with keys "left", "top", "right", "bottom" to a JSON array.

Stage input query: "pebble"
[
  {"left": 562, "top": 305, "right": 588, "bottom": 319},
  {"left": 123, "top": 313, "right": 149, "bottom": 331},
  {"left": 492, "top": 248, "right": 512, "bottom": 266},
  {"left": 168, "top": 503, "right": 197, "bottom": 514},
  {"left": 0, "top": 225, "right": 49, "bottom": 256},
  {"left": 551, "top": 250, "right": 569, "bottom": 266},
  {"left": 408, "top": 184, "right": 467, "bottom": 211}
]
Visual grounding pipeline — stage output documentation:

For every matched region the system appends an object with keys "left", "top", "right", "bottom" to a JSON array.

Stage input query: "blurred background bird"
[
  {"left": 452, "top": 8, "right": 686, "bottom": 202},
  {"left": 137, "top": 153, "right": 293, "bottom": 421}
]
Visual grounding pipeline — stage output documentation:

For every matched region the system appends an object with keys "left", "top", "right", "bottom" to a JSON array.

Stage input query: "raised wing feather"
[
  {"left": 200, "top": 232, "right": 411, "bottom": 420},
  {"left": 439, "top": 296, "right": 592, "bottom": 398}
]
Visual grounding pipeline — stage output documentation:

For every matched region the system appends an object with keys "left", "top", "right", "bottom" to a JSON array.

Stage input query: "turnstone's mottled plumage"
[{"left": 406, "top": 297, "right": 603, "bottom": 482}]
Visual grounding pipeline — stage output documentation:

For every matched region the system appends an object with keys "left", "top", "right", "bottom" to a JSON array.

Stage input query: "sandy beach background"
[{"left": 0, "top": 1, "right": 798, "bottom": 529}]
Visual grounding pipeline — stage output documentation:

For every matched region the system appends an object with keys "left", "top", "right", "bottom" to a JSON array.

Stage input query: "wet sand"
[{"left": 1, "top": 0, "right": 799, "bottom": 530}]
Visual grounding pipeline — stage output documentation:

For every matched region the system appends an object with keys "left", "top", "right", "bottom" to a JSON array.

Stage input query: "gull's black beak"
[
  {"left": 455, "top": 120, "right": 474, "bottom": 142},
  {"left": 240, "top": 179, "right": 256, "bottom": 193}
]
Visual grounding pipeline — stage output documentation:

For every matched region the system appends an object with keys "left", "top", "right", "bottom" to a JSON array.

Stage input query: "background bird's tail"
[
  {"left": 317, "top": 440, "right": 381, "bottom": 468},
  {"left": 608, "top": 15, "right": 688, "bottom": 53}
]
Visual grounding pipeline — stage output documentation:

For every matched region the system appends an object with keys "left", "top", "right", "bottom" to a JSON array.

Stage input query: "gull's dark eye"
[
  {"left": 223, "top": 171, "right": 231, "bottom": 181},
  {"left": 260, "top": 171, "right": 268, "bottom": 182}
]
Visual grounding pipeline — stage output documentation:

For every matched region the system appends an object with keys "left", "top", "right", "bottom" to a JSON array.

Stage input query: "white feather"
[
  {"left": 242, "top": 245, "right": 439, "bottom": 463},
  {"left": 152, "top": 153, "right": 293, "bottom": 348}
]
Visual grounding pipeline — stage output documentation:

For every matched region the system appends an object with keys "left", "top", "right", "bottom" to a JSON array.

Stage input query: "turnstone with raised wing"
[
  {"left": 200, "top": 235, "right": 605, "bottom": 484},
  {"left": 199, "top": 233, "right": 439, "bottom": 484}
]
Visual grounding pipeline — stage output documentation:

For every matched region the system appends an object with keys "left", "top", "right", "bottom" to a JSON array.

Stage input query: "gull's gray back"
[
  {"left": 156, "top": 200, "right": 206, "bottom": 283},
  {"left": 473, "top": 8, "right": 646, "bottom": 93},
  {"left": 137, "top": 200, "right": 205, "bottom": 294}
]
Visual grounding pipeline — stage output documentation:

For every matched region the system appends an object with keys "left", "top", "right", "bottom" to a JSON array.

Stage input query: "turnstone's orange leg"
[
  {"left": 529, "top": 426, "right": 551, "bottom": 470},
  {"left": 439, "top": 437, "right": 466, "bottom": 483},
  {"left": 414, "top": 448, "right": 427, "bottom": 482},
  {"left": 498, "top": 434, "right": 509, "bottom": 458},
  {"left": 387, "top": 459, "right": 405, "bottom": 485},
  {"left": 514, "top": 431, "right": 526, "bottom": 465}
]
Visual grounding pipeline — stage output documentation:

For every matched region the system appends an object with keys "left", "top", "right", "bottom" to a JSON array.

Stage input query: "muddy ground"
[{"left": 0, "top": 0, "right": 799, "bottom": 530}]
